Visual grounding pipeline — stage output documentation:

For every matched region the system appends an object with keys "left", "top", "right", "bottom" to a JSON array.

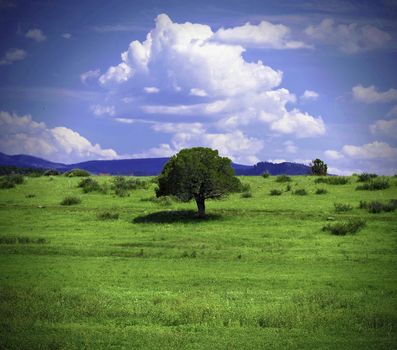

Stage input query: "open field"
[{"left": 0, "top": 175, "right": 397, "bottom": 349}]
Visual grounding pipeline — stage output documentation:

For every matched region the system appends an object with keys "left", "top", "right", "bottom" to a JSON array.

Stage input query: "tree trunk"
[{"left": 196, "top": 197, "right": 206, "bottom": 218}]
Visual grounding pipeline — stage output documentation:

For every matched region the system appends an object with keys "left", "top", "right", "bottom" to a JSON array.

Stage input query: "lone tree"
[
  {"left": 156, "top": 147, "right": 241, "bottom": 218},
  {"left": 310, "top": 158, "right": 328, "bottom": 176}
]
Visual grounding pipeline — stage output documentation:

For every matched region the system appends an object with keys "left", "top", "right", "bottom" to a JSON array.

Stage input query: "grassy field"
[{"left": 0, "top": 174, "right": 396, "bottom": 349}]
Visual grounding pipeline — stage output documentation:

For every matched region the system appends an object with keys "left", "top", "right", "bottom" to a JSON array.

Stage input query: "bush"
[
  {"left": 44, "top": 169, "right": 61, "bottom": 176},
  {"left": 360, "top": 200, "right": 397, "bottom": 213},
  {"left": 25, "top": 193, "right": 36, "bottom": 198},
  {"left": 111, "top": 176, "right": 149, "bottom": 197},
  {"left": 270, "top": 189, "right": 282, "bottom": 196},
  {"left": 64, "top": 169, "right": 91, "bottom": 177},
  {"left": 314, "top": 176, "right": 349, "bottom": 185},
  {"left": 262, "top": 172, "right": 270, "bottom": 178},
  {"left": 60, "top": 196, "right": 81, "bottom": 205},
  {"left": 322, "top": 218, "right": 366, "bottom": 236},
  {"left": 241, "top": 191, "right": 252, "bottom": 198},
  {"left": 151, "top": 196, "right": 173, "bottom": 206},
  {"left": 285, "top": 184, "right": 291, "bottom": 192},
  {"left": 315, "top": 188, "right": 328, "bottom": 195},
  {"left": 78, "top": 178, "right": 101, "bottom": 193},
  {"left": 97, "top": 211, "right": 119, "bottom": 220},
  {"left": 357, "top": 173, "right": 378, "bottom": 182},
  {"left": 356, "top": 178, "right": 389, "bottom": 191},
  {"left": 240, "top": 183, "right": 251, "bottom": 192},
  {"left": 334, "top": 203, "right": 353, "bottom": 212},
  {"left": 293, "top": 189, "right": 307, "bottom": 195},
  {"left": 276, "top": 175, "right": 291, "bottom": 183},
  {"left": 0, "top": 174, "right": 24, "bottom": 189}
]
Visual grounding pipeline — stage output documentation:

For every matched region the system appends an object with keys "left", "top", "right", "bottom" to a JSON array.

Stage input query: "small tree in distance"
[
  {"left": 310, "top": 158, "right": 328, "bottom": 176},
  {"left": 156, "top": 147, "right": 241, "bottom": 218}
]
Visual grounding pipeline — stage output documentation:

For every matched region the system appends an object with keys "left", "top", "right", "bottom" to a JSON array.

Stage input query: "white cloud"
[
  {"left": 90, "top": 104, "right": 116, "bottom": 117},
  {"left": 305, "top": 18, "right": 391, "bottom": 53},
  {"left": 80, "top": 69, "right": 101, "bottom": 84},
  {"left": 284, "top": 140, "right": 297, "bottom": 153},
  {"left": 143, "top": 86, "right": 160, "bottom": 94},
  {"left": 25, "top": 28, "right": 47, "bottom": 42},
  {"left": 0, "top": 48, "right": 27, "bottom": 65},
  {"left": 62, "top": 33, "right": 72, "bottom": 39},
  {"left": 0, "top": 111, "right": 119, "bottom": 163},
  {"left": 213, "top": 20, "right": 309, "bottom": 49},
  {"left": 300, "top": 90, "right": 319, "bottom": 101},
  {"left": 324, "top": 149, "right": 344, "bottom": 160},
  {"left": 189, "top": 88, "right": 208, "bottom": 97},
  {"left": 342, "top": 141, "right": 397, "bottom": 159},
  {"left": 352, "top": 84, "right": 397, "bottom": 104},
  {"left": 370, "top": 119, "right": 397, "bottom": 138},
  {"left": 267, "top": 159, "right": 287, "bottom": 164}
]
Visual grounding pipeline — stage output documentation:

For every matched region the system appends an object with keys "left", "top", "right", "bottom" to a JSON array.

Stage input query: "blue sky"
[{"left": 0, "top": 0, "right": 396, "bottom": 174}]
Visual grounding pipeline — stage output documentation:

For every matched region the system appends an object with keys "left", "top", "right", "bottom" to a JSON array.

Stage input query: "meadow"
[{"left": 0, "top": 174, "right": 396, "bottom": 349}]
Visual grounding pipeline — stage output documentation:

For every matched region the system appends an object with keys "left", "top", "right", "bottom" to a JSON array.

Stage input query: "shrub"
[
  {"left": 152, "top": 196, "right": 173, "bottom": 206},
  {"left": 60, "top": 196, "right": 81, "bottom": 205},
  {"left": 97, "top": 211, "right": 119, "bottom": 220},
  {"left": 25, "top": 193, "right": 36, "bottom": 198},
  {"left": 276, "top": 175, "right": 291, "bottom": 183},
  {"left": 293, "top": 189, "right": 307, "bottom": 195},
  {"left": 357, "top": 173, "right": 378, "bottom": 182},
  {"left": 315, "top": 176, "right": 349, "bottom": 185},
  {"left": 285, "top": 184, "right": 291, "bottom": 192},
  {"left": 361, "top": 200, "right": 397, "bottom": 213},
  {"left": 356, "top": 178, "right": 389, "bottom": 191},
  {"left": 78, "top": 178, "right": 101, "bottom": 193},
  {"left": 334, "top": 203, "right": 353, "bottom": 212},
  {"left": 64, "top": 169, "right": 91, "bottom": 177},
  {"left": 322, "top": 218, "right": 366, "bottom": 236},
  {"left": 270, "top": 189, "right": 282, "bottom": 196},
  {"left": 315, "top": 188, "right": 328, "bottom": 195},
  {"left": 44, "top": 169, "right": 61, "bottom": 176},
  {"left": 262, "top": 172, "right": 270, "bottom": 178},
  {"left": 241, "top": 191, "right": 252, "bottom": 198},
  {"left": 240, "top": 183, "right": 251, "bottom": 192},
  {"left": 111, "top": 176, "right": 149, "bottom": 197},
  {"left": 0, "top": 174, "right": 24, "bottom": 189}
]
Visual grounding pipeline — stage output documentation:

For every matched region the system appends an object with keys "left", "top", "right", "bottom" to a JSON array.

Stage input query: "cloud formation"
[
  {"left": 327, "top": 141, "right": 397, "bottom": 160},
  {"left": 370, "top": 119, "right": 397, "bottom": 138},
  {"left": 305, "top": 19, "right": 391, "bottom": 53},
  {"left": 80, "top": 69, "right": 101, "bottom": 84},
  {"left": 352, "top": 84, "right": 397, "bottom": 103},
  {"left": 0, "top": 48, "right": 27, "bottom": 65},
  {"left": 25, "top": 28, "right": 47, "bottom": 42},
  {"left": 300, "top": 90, "right": 319, "bottom": 101},
  {"left": 90, "top": 104, "right": 116, "bottom": 116},
  {"left": 0, "top": 111, "right": 119, "bottom": 163}
]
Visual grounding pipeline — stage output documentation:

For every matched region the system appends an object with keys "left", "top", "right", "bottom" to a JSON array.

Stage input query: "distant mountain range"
[{"left": 0, "top": 152, "right": 311, "bottom": 176}]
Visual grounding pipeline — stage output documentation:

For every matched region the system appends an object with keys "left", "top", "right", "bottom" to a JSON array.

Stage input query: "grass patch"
[
  {"left": 97, "top": 211, "right": 119, "bottom": 220},
  {"left": 315, "top": 188, "right": 328, "bottom": 195},
  {"left": 269, "top": 189, "right": 282, "bottom": 196},
  {"left": 322, "top": 218, "right": 366, "bottom": 235},
  {"left": 0, "top": 236, "right": 47, "bottom": 244},
  {"left": 60, "top": 196, "right": 81, "bottom": 206},
  {"left": 293, "top": 189, "right": 307, "bottom": 195},
  {"left": 276, "top": 175, "right": 291, "bottom": 183},
  {"left": 315, "top": 176, "right": 349, "bottom": 185}
]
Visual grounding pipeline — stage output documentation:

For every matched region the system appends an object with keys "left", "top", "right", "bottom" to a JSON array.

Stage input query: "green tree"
[
  {"left": 156, "top": 147, "right": 241, "bottom": 218},
  {"left": 310, "top": 158, "right": 328, "bottom": 176}
]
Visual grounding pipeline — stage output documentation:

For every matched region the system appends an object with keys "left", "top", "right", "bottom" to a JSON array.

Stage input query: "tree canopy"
[
  {"left": 156, "top": 147, "right": 241, "bottom": 218},
  {"left": 310, "top": 158, "right": 328, "bottom": 176}
]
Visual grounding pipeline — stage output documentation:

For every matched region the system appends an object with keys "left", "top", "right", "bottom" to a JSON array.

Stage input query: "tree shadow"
[{"left": 132, "top": 210, "right": 222, "bottom": 224}]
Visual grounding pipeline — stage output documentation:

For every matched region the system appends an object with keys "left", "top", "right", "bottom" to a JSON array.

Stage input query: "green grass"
[{"left": 0, "top": 175, "right": 396, "bottom": 349}]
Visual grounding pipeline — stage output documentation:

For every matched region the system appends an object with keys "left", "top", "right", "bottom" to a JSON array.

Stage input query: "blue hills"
[{"left": 0, "top": 152, "right": 311, "bottom": 176}]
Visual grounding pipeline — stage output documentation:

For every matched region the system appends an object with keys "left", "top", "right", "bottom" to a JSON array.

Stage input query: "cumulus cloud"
[
  {"left": 305, "top": 19, "right": 392, "bottom": 53},
  {"left": 352, "top": 84, "right": 397, "bottom": 104},
  {"left": 0, "top": 111, "right": 119, "bottom": 163},
  {"left": 90, "top": 104, "right": 116, "bottom": 116},
  {"left": 213, "top": 20, "right": 309, "bottom": 49},
  {"left": 0, "top": 48, "right": 27, "bottom": 65},
  {"left": 25, "top": 28, "right": 47, "bottom": 42},
  {"left": 324, "top": 149, "right": 344, "bottom": 160},
  {"left": 143, "top": 86, "right": 160, "bottom": 94},
  {"left": 341, "top": 141, "right": 397, "bottom": 159},
  {"left": 80, "top": 69, "right": 101, "bottom": 84},
  {"left": 370, "top": 119, "right": 397, "bottom": 138},
  {"left": 300, "top": 90, "right": 319, "bottom": 101}
]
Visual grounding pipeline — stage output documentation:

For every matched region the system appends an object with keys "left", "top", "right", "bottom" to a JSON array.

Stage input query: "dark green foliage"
[
  {"left": 356, "top": 178, "right": 389, "bottom": 191},
  {"left": 270, "top": 189, "right": 282, "bottom": 196},
  {"left": 44, "top": 169, "right": 61, "bottom": 176},
  {"left": 276, "top": 175, "right": 291, "bottom": 183},
  {"left": 151, "top": 196, "right": 173, "bottom": 206},
  {"left": 0, "top": 165, "right": 46, "bottom": 176},
  {"left": 334, "top": 203, "right": 353, "bottom": 212},
  {"left": 25, "top": 193, "right": 36, "bottom": 198},
  {"left": 111, "top": 176, "right": 149, "bottom": 197},
  {"left": 78, "top": 178, "right": 101, "bottom": 193},
  {"left": 310, "top": 158, "right": 328, "bottom": 176},
  {"left": 241, "top": 191, "right": 252, "bottom": 198},
  {"left": 285, "top": 184, "right": 291, "bottom": 192},
  {"left": 64, "top": 169, "right": 91, "bottom": 177},
  {"left": 60, "top": 196, "right": 81, "bottom": 206},
  {"left": 359, "top": 200, "right": 397, "bottom": 213},
  {"left": 0, "top": 174, "right": 24, "bottom": 189},
  {"left": 262, "top": 172, "right": 270, "bottom": 178},
  {"left": 0, "top": 236, "right": 47, "bottom": 244},
  {"left": 156, "top": 147, "right": 241, "bottom": 218},
  {"left": 293, "top": 188, "right": 307, "bottom": 195},
  {"left": 314, "top": 176, "right": 349, "bottom": 185},
  {"left": 322, "top": 218, "right": 366, "bottom": 235},
  {"left": 97, "top": 211, "right": 119, "bottom": 220},
  {"left": 357, "top": 173, "right": 378, "bottom": 182},
  {"left": 315, "top": 188, "right": 328, "bottom": 195},
  {"left": 240, "top": 183, "right": 251, "bottom": 192}
]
